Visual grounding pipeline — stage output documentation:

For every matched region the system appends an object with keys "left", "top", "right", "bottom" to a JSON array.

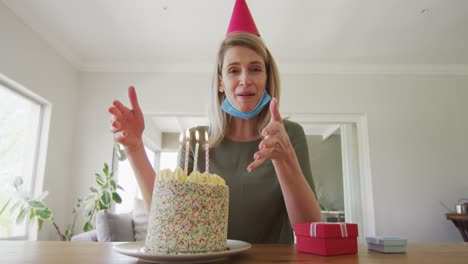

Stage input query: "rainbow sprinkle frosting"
[{"left": 144, "top": 168, "right": 229, "bottom": 254}]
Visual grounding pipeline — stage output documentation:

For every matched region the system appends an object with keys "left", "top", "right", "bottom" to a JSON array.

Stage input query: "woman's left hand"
[{"left": 247, "top": 97, "right": 295, "bottom": 172}]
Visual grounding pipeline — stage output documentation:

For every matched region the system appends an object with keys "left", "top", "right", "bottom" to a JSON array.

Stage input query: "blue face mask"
[{"left": 221, "top": 91, "right": 272, "bottom": 120}]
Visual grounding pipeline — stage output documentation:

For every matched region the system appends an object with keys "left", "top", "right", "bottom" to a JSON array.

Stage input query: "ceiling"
[
  {"left": 3, "top": 0, "right": 466, "bottom": 136},
  {"left": 3, "top": 0, "right": 468, "bottom": 74}
]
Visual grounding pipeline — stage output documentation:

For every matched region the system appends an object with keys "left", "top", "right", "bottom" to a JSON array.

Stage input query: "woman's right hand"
[{"left": 108, "top": 86, "right": 145, "bottom": 151}]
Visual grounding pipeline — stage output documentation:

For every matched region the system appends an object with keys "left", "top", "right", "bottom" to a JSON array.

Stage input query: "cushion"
[
  {"left": 70, "top": 230, "right": 98, "bottom": 242},
  {"left": 132, "top": 198, "right": 149, "bottom": 241},
  {"left": 95, "top": 210, "right": 134, "bottom": 242}
]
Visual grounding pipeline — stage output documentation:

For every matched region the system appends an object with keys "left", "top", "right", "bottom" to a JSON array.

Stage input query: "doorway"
[
  {"left": 290, "top": 114, "right": 375, "bottom": 241},
  {"left": 144, "top": 113, "right": 376, "bottom": 241}
]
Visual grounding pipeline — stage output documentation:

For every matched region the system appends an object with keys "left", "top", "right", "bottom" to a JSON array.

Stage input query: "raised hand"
[
  {"left": 108, "top": 86, "right": 145, "bottom": 151},
  {"left": 247, "top": 97, "right": 294, "bottom": 172}
]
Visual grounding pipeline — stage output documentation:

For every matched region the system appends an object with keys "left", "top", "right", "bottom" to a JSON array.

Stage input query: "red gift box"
[{"left": 294, "top": 222, "right": 358, "bottom": 256}]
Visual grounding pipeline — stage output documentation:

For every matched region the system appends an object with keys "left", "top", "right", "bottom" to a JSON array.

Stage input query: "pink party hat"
[{"left": 227, "top": 0, "right": 260, "bottom": 36}]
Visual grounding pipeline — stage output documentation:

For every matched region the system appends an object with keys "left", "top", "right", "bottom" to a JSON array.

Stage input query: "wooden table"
[
  {"left": 446, "top": 213, "right": 468, "bottom": 242},
  {"left": 1, "top": 241, "right": 467, "bottom": 264}
]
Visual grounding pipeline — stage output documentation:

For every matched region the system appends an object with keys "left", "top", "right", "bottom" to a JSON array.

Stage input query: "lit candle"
[
  {"left": 184, "top": 129, "right": 190, "bottom": 175},
  {"left": 193, "top": 130, "right": 199, "bottom": 172},
  {"left": 176, "top": 132, "right": 183, "bottom": 169},
  {"left": 205, "top": 131, "right": 209, "bottom": 173}
]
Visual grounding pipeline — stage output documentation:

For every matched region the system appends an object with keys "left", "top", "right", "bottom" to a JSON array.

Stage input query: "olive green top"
[{"left": 178, "top": 120, "right": 316, "bottom": 243}]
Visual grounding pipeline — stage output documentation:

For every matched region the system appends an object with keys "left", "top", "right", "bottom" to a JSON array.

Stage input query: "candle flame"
[
  {"left": 195, "top": 130, "right": 199, "bottom": 142},
  {"left": 205, "top": 131, "right": 208, "bottom": 142},
  {"left": 179, "top": 132, "right": 183, "bottom": 144},
  {"left": 186, "top": 129, "right": 190, "bottom": 140}
]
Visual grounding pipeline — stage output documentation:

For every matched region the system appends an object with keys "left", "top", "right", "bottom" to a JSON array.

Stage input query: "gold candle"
[{"left": 193, "top": 130, "right": 200, "bottom": 172}]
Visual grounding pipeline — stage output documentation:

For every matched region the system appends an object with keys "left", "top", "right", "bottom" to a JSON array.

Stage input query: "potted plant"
[{"left": 0, "top": 163, "right": 123, "bottom": 241}]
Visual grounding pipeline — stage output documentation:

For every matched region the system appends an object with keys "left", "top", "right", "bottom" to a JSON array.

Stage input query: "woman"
[
  {"left": 109, "top": 32, "right": 321, "bottom": 243},
  {"left": 108, "top": 1, "right": 321, "bottom": 244}
]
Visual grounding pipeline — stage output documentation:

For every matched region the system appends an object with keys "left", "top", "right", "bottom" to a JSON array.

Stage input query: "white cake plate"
[{"left": 113, "top": 239, "right": 251, "bottom": 263}]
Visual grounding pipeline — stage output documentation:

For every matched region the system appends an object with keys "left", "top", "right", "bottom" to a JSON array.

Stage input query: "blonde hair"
[{"left": 208, "top": 33, "right": 281, "bottom": 147}]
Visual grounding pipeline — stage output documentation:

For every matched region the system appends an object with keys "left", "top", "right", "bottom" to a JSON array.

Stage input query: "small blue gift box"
[{"left": 366, "top": 236, "right": 407, "bottom": 253}]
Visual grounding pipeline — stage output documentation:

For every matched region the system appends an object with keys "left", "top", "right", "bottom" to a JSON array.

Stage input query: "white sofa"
[{"left": 71, "top": 198, "right": 148, "bottom": 242}]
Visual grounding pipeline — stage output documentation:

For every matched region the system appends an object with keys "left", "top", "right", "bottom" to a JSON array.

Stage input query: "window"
[
  {"left": 0, "top": 75, "right": 49, "bottom": 240},
  {"left": 113, "top": 145, "right": 155, "bottom": 214},
  {"left": 113, "top": 147, "right": 178, "bottom": 214},
  {"left": 159, "top": 151, "right": 178, "bottom": 171}
]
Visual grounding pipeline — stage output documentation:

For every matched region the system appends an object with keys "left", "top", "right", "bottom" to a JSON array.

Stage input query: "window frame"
[
  {"left": 111, "top": 144, "right": 180, "bottom": 213},
  {"left": 0, "top": 74, "right": 51, "bottom": 240},
  {"left": 111, "top": 143, "right": 158, "bottom": 213}
]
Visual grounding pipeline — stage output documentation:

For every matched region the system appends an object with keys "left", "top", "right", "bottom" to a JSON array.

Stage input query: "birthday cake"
[{"left": 144, "top": 167, "right": 229, "bottom": 254}]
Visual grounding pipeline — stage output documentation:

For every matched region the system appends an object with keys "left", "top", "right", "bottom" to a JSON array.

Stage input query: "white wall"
[
  {"left": 0, "top": 3, "right": 79, "bottom": 240},
  {"left": 77, "top": 72, "right": 468, "bottom": 242},
  {"left": 281, "top": 74, "right": 468, "bottom": 242}
]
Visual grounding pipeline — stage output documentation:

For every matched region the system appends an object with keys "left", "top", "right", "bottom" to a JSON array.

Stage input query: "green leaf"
[
  {"left": 84, "top": 205, "right": 94, "bottom": 217},
  {"left": 65, "top": 228, "right": 73, "bottom": 240},
  {"left": 103, "top": 163, "right": 109, "bottom": 177},
  {"left": 74, "top": 199, "right": 82, "bottom": 209},
  {"left": 16, "top": 207, "right": 27, "bottom": 224},
  {"left": 35, "top": 208, "right": 52, "bottom": 220},
  {"left": 110, "top": 172, "right": 115, "bottom": 178},
  {"left": 84, "top": 209, "right": 93, "bottom": 217},
  {"left": 101, "top": 200, "right": 110, "bottom": 210},
  {"left": 83, "top": 222, "right": 93, "bottom": 232},
  {"left": 28, "top": 200, "right": 46, "bottom": 209},
  {"left": 112, "top": 192, "right": 122, "bottom": 204},
  {"left": 100, "top": 191, "right": 111, "bottom": 206},
  {"left": 29, "top": 208, "right": 35, "bottom": 220},
  {"left": 38, "top": 218, "right": 44, "bottom": 230},
  {"left": 95, "top": 173, "right": 105, "bottom": 186},
  {"left": 110, "top": 179, "right": 117, "bottom": 190},
  {"left": 88, "top": 187, "right": 98, "bottom": 193},
  {"left": 117, "top": 185, "right": 125, "bottom": 191},
  {"left": 0, "top": 199, "right": 11, "bottom": 215}
]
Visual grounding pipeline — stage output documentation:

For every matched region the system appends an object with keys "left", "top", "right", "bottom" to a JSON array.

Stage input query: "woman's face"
[{"left": 219, "top": 46, "right": 267, "bottom": 113}]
